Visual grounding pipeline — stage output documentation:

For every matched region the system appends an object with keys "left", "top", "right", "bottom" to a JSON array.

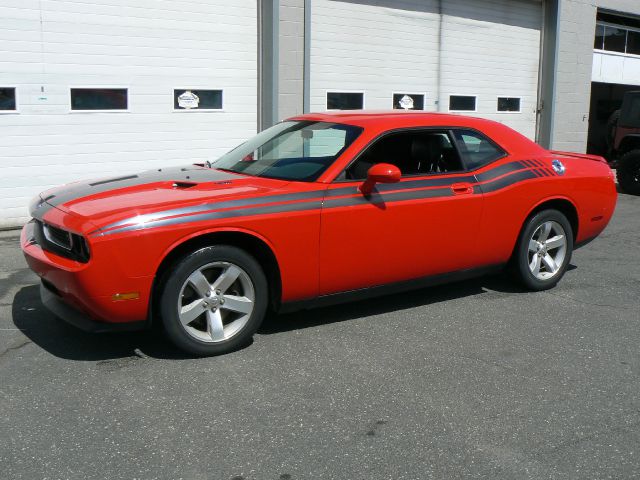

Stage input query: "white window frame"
[
  {"left": 496, "top": 96, "right": 522, "bottom": 114},
  {"left": 325, "top": 90, "right": 366, "bottom": 111},
  {"left": 69, "top": 86, "right": 130, "bottom": 113},
  {"left": 391, "top": 92, "right": 427, "bottom": 110},
  {"left": 172, "top": 88, "right": 225, "bottom": 112},
  {"left": 448, "top": 94, "right": 477, "bottom": 113},
  {"left": 0, "top": 86, "right": 19, "bottom": 114}
]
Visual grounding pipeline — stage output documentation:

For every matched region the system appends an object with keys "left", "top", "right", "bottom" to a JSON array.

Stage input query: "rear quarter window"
[{"left": 453, "top": 129, "right": 506, "bottom": 170}]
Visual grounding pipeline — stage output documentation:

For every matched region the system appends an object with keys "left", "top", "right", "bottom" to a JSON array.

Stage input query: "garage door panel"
[
  {"left": 311, "top": 0, "right": 440, "bottom": 111},
  {"left": 0, "top": 0, "right": 257, "bottom": 228},
  {"left": 311, "top": 0, "right": 542, "bottom": 139}
]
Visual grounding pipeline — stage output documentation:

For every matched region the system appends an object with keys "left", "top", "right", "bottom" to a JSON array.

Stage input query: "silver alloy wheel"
[
  {"left": 177, "top": 261, "right": 255, "bottom": 343},
  {"left": 527, "top": 220, "right": 567, "bottom": 280}
]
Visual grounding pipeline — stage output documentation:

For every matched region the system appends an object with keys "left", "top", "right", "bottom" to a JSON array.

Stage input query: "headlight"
[{"left": 35, "top": 220, "right": 90, "bottom": 263}]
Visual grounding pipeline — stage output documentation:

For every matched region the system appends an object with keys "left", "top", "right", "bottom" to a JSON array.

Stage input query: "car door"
[{"left": 318, "top": 129, "right": 484, "bottom": 296}]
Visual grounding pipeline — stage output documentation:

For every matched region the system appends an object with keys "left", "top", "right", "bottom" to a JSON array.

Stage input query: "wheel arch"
[
  {"left": 149, "top": 228, "right": 282, "bottom": 325},
  {"left": 618, "top": 135, "right": 640, "bottom": 155},
  {"left": 524, "top": 197, "right": 579, "bottom": 242},
  {"left": 509, "top": 197, "right": 579, "bottom": 263}
]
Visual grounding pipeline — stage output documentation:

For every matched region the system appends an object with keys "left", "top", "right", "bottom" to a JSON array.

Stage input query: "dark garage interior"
[{"left": 588, "top": 81, "right": 640, "bottom": 157}]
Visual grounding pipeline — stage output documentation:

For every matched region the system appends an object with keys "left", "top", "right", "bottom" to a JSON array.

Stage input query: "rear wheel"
[
  {"left": 159, "top": 245, "right": 268, "bottom": 356},
  {"left": 617, "top": 149, "right": 640, "bottom": 195},
  {"left": 513, "top": 209, "right": 573, "bottom": 291}
]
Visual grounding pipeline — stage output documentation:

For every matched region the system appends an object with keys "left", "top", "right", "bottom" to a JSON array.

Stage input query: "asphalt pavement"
[{"left": 1, "top": 193, "right": 639, "bottom": 480}]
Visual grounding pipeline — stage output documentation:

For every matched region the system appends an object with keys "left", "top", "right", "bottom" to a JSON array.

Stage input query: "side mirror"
[{"left": 359, "top": 163, "right": 401, "bottom": 195}]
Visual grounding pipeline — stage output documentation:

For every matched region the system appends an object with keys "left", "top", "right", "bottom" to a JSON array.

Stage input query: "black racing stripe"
[
  {"left": 475, "top": 161, "right": 527, "bottom": 182},
  {"left": 101, "top": 199, "right": 325, "bottom": 236},
  {"left": 326, "top": 160, "right": 526, "bottom": 197},
  {"left": 101, "top": 187, "right": 456, "bottom": 236},
  {"left": 324, "top": 187, "right": 453, "bottom": 208},
  {"left": 97, "top": 162, "right": 538, "bottom": 236},
  {"left": 324, "top": 175, "right": 474, "bottom": 197},
  {"left": 43, "top": 167, "right": 241, "bottom": 210},
  {"left": 94, "top": 189, "right": 327, "bottom": 234},
  {"left": 378, "top": 174, "right": 475, "bottom": 192},
  {"left": 477, "top": 170, "right": 538, "bottom": 194},
  {"left": 104, "top": 161, "right": 521, "bottom": 232}
]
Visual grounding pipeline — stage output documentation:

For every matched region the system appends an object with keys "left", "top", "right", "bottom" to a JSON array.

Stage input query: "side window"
[
  {"left": 345, "top": 131, "right": 463, "bottom": 180},
  {"left": 453, "top": 130, "right": 505, "bottom": 170}
]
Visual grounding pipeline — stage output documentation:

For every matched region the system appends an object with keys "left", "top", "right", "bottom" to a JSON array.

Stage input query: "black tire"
[
  {"left": 617, "top": 149, "right": 640, "bottom": 195},
  {"left": 512, "top": 209, "right": 574, "bottom": 291},
  {"left": 158, "top": 245, "right": 268, "bottom": 356}
]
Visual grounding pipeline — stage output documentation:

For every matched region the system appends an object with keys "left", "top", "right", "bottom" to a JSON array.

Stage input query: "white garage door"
[
  {"left": 0, "top": 0, "right": 257, "bottom": 228},
  {"left": 310, "top": 0, "right": 542, "bottom": 139}
]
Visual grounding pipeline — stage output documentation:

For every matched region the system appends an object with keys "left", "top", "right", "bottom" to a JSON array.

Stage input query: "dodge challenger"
[{"left": 21, "top": 112, "right": 617, "bottom": 355}]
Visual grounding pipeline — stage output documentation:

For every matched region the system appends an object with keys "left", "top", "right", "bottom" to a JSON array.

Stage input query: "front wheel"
[
  {"left": 159, "top": 245, "right": 268, "bottom": 356},
  {"left": 513, "top": 209, "right": 574, "bottom": 291}
]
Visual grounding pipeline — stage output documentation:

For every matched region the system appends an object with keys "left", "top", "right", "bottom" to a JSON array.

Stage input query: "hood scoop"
[{"left": 172, "top": 181, "right": 199, "bottom": 189}]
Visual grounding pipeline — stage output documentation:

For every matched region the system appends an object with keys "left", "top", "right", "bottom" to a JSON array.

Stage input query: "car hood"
[{"left": 33, "top": 166, "right": 296, "bottom": 234}]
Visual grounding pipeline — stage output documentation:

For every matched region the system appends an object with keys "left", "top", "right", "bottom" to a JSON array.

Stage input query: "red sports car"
[{"left": 21, "top": 112, "right": 617, "bottom": 355}]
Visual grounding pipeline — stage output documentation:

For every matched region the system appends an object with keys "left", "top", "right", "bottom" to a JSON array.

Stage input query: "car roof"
[
  {"left": 289, "top": 111, "right": 545, "bottom": 155},
  {"left": 292, "top": 110, "right": 495, "bottom": 127}
]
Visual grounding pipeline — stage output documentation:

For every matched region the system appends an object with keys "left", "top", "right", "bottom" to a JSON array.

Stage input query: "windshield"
[{"left": 212, "top": 121, "right": 363, "bottom": 181}]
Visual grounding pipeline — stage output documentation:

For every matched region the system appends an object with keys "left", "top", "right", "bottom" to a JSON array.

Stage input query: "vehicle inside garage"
[{"left": 587, "top": 81, "right": 639, "bottom": 157}]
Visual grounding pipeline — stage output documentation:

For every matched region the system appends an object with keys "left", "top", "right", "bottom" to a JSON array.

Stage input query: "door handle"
[{"left": 451, "top": 182, "right": 474, "bottom": 195}]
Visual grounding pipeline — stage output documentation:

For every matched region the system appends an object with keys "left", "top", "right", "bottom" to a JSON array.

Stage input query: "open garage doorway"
[{"left": 588, "top": 82, "right": 640, "bottom": 158}]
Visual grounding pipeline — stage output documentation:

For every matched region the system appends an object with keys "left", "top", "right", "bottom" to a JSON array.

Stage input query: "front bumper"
[
  {"left": 21, "top": 221, "right": 153, "bottom": 328},
  {"left": 40, "top": 282, "right": 147, "bottom": 332}
]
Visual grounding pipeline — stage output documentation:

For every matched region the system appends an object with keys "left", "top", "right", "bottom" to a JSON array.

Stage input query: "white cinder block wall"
[{"left": 0, "top": 0, "right": 257, "bottom": 227}]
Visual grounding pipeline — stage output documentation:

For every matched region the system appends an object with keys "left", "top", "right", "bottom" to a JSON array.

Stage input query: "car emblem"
[{"left": 552, "top": 159, "right": 565, "bottom": 175}]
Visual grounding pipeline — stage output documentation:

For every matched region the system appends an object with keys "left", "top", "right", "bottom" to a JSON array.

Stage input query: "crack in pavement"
[{"left": 0, "top": 338, "right": 32, "bottom": 359}]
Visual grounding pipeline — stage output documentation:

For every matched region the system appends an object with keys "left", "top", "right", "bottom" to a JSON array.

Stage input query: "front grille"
[{"left": 34, "top": 220, "right": 90, "bottom": 263}]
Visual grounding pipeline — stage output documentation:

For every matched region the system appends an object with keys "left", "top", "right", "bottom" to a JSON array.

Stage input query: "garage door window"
[
  {"left": 0, "top": 87, "right": 16, "bottom": 111},
  {"left": 497, "top": 97, "right": 521, "bottom": 112},
  {"left": 453, "top": 130, "right": 506, "bottom": 170},
  {"left": 70, "top": 88, "right": 128, "bottom": 111},
  {"left": 449, "top": 95, "right": 476, "bottom": 112},
  {"left": 174, "top": 89, "right": 223, "bottom": 110},
  {"left": 392, "top": 93, "right": 425, "bottom": 110},
  {"left": 327, "top": 92, "right": 364, "bottom": 110}
]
